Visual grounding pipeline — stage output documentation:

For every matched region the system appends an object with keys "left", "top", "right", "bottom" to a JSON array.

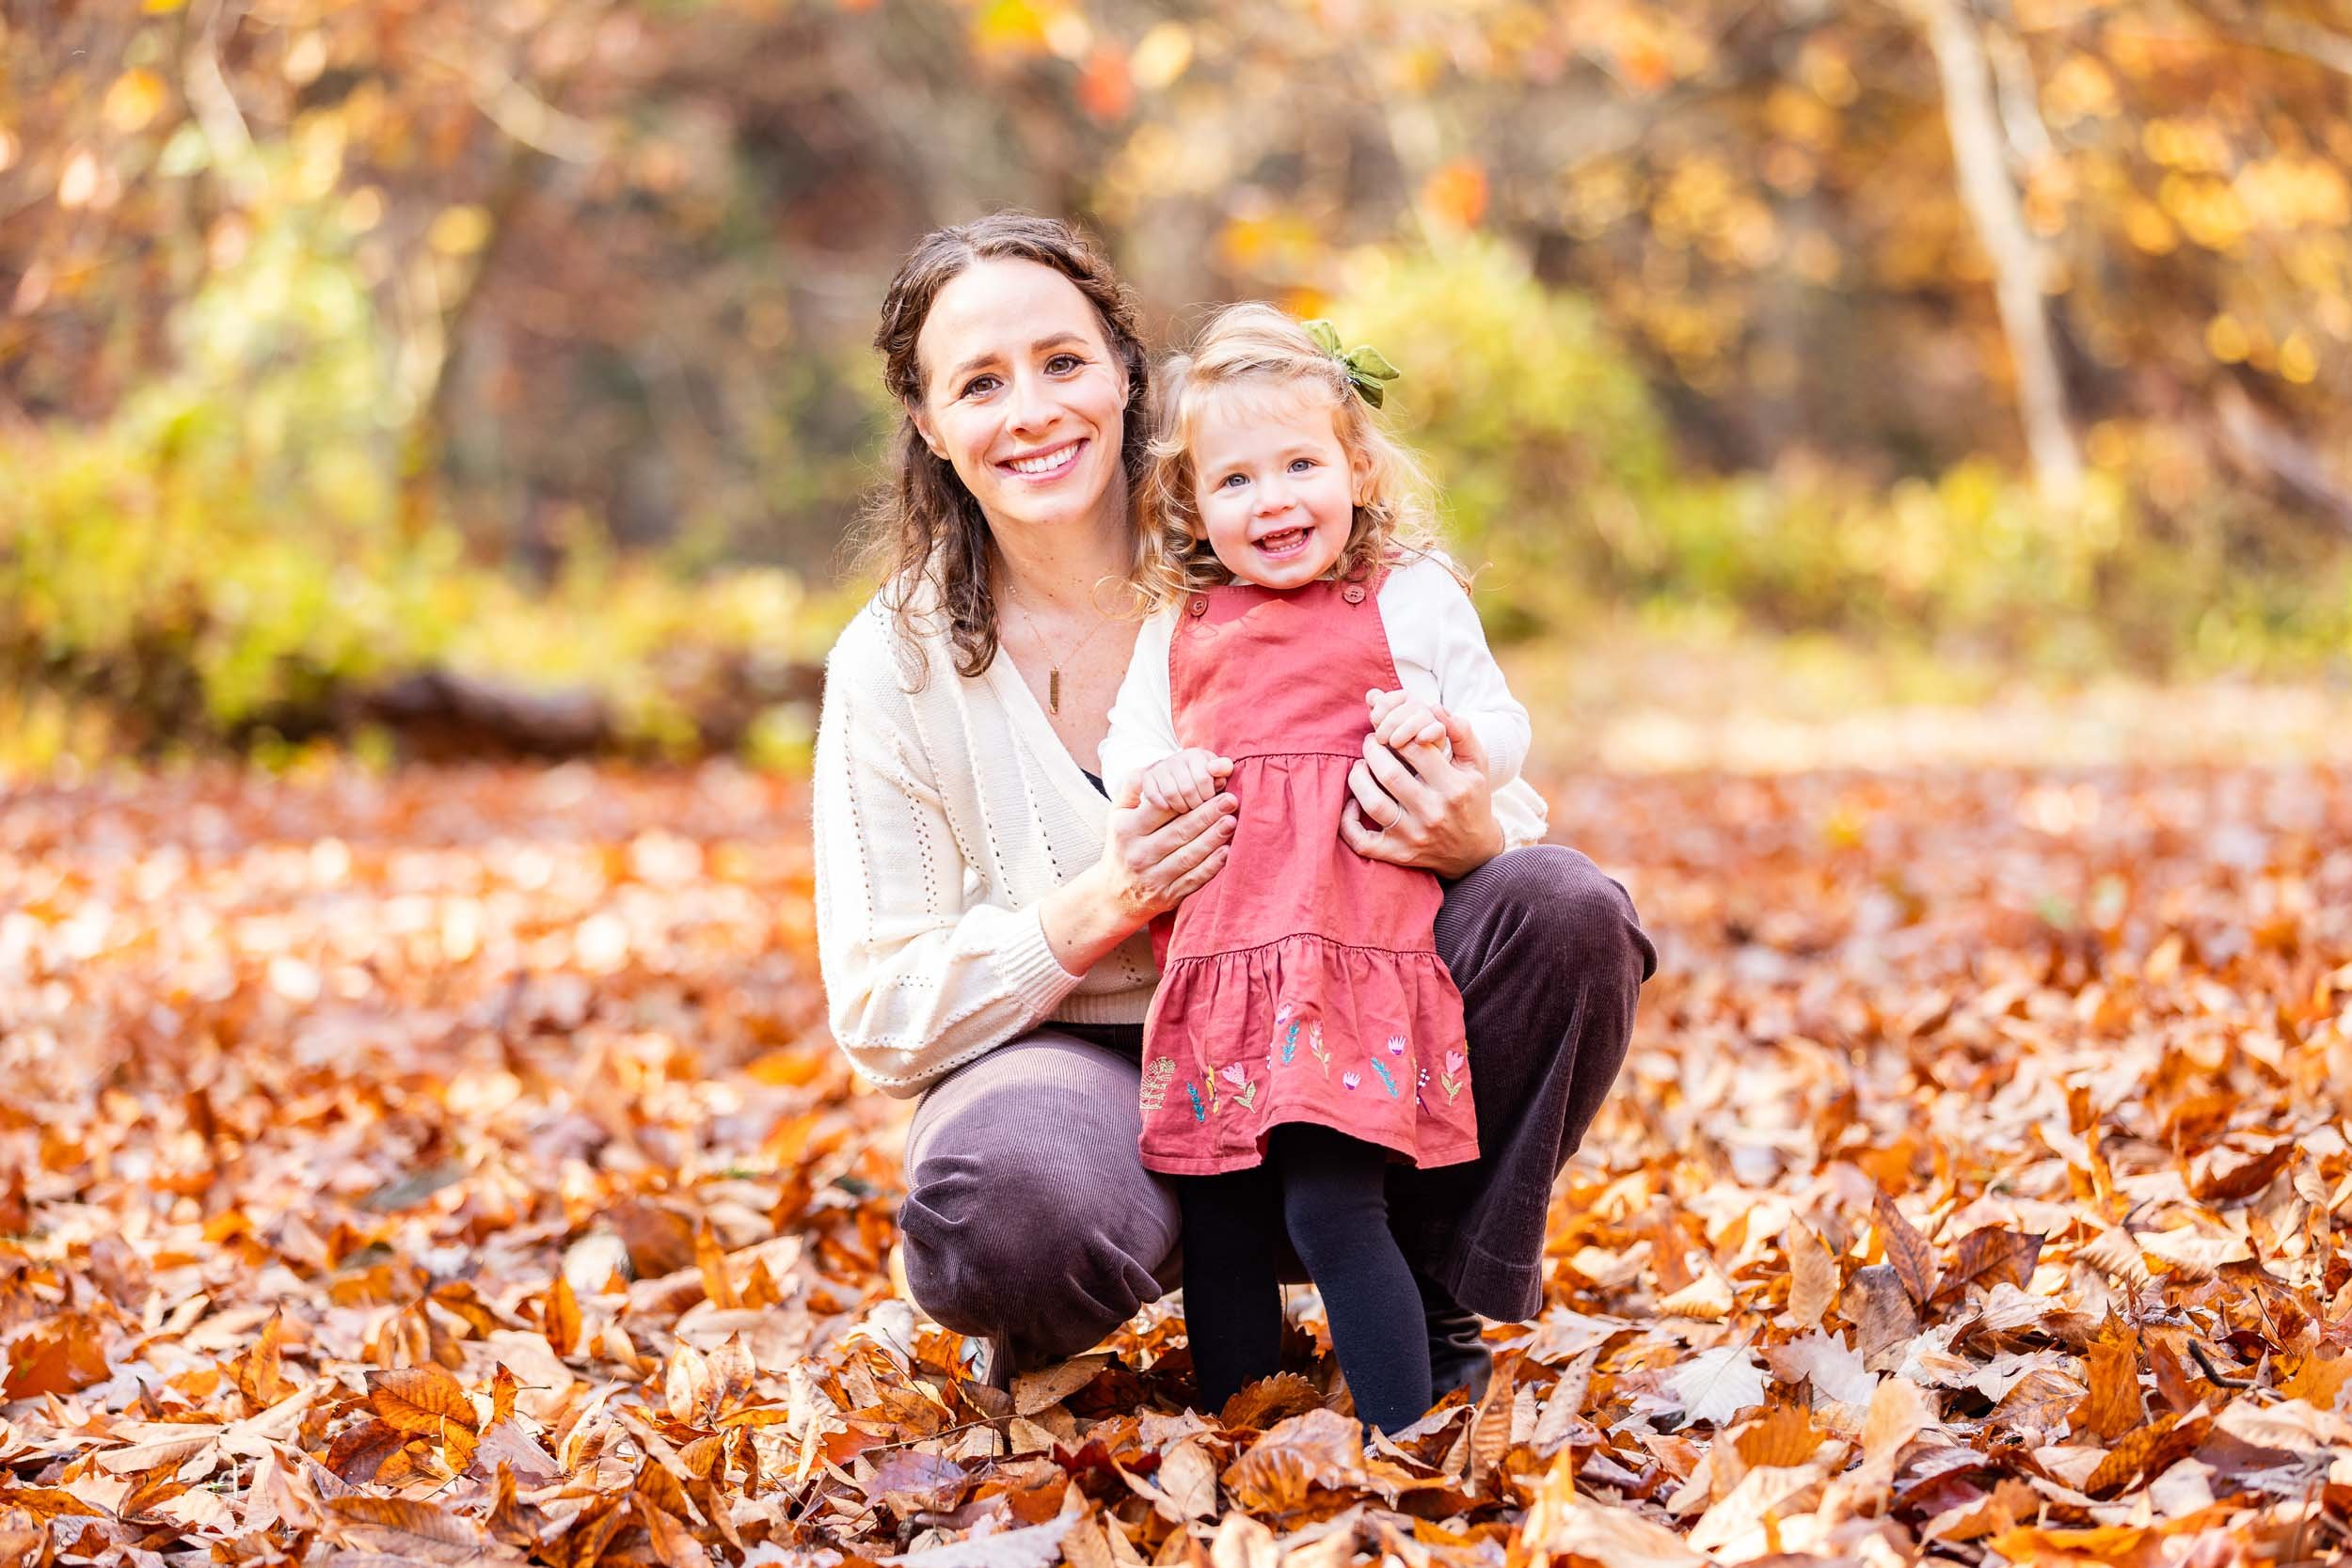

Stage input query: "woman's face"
[{"left": 913, "top": 258, "right": 1132, "bottom": 544}]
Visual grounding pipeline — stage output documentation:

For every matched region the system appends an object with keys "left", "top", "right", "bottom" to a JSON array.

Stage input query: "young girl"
[{"left": 1098, "top": 305, "right": 1534, "bottom": 1433}]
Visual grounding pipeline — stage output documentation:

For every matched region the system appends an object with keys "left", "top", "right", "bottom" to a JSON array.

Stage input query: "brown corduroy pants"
[{"left": 896, "top": 844, "right": 1657, "bottom": 1365}]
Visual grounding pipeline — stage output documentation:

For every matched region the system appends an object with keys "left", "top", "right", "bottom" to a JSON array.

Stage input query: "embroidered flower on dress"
[
  {"left": 1386, "top": 1034, "right": 1407, "bottom": 1056},
  {"left": 1307, "top": 1022, "right": 1331, "bottom": 1076},
  {"left": 1368, "top": 1057, "right": 1401, "bottom": 1098},
  {"left": 1138, "top": 1056, "right": 1176, "bottom": 1114},
  {"left": 1186, "top": 1082, "right": 1208, "bottom": 1122},
  {"left": 1439, "top": 1047, "right": 1467, "bottom": 1104},
  {"left": 1342, "top": 1071, "right": 1361, "bottom": 1091}
]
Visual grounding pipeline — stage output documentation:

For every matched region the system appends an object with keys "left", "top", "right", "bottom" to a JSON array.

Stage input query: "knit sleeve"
[
  {"left": 1097, "top": 609, "right": 1180, "bottom": 802},
  {"left": 811, "top": 614, "right": 1085, "bottom": 1098},
  {"left": 1384, "top": 557, "right": 1532, "bottom": 791}
]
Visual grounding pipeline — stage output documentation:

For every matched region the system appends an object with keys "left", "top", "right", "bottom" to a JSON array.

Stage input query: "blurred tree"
[{"left": 4, "top": 0, "right": 2349, "bottom": 570}]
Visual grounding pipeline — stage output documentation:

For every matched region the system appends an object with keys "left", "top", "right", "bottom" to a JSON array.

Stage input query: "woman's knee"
[
  {"left": 1438, "top": 844, "right": 1656, "bottom": 986},
  {"left": 898, "top": 1044, "right": 1179, "bottom": 1353}
]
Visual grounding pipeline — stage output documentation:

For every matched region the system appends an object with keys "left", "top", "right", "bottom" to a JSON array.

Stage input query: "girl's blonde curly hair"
[{"left": 1137, "top": 303, "right": 1460, "bottom": 613}]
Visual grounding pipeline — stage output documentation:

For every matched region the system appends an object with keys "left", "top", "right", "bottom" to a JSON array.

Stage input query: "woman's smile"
[{"left": 999, "top": 437, "right": 1087, "bottom": 482}]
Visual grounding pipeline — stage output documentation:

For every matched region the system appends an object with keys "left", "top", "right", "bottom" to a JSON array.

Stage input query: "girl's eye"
[
  {"left": 1217, "top": 472, "right": 1248, "bottom": 489},
  {"left": 1289, "top": 457, "right": 1317, "bottom": 473}
]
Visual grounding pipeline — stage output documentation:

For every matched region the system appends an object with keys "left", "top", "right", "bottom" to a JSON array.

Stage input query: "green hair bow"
[{"left": 1304, "top": 319, "right": 1402, "bottom": 409}]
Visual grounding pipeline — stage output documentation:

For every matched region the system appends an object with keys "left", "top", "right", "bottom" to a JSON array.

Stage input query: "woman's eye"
[
  {"left": 1045, "top": 354, "right": 1082, "bottom": 373},
  {"left": 961, "top": 374, "right": 1000, "bottom": 398}
]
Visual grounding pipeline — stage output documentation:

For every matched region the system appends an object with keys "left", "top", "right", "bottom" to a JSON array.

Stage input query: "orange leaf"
[
  {"left": 695, "top": 1220, "right": 739, "bottom": 1311},
  {"left": 2072, "top": 1319, "right": 2141, "bottom": 1440},
  {"left": 368, "top": 1364, "right": 480, "bottom": 1439},
  {"left": 1219, "top": 1372, "right": 1323, "bottom": 1432},
  {"left": 1733, "top": 1401, "right": 1825, "bottom": 1469},
  {"left": 546, "top": 1272, "right": 580, "bottom": 1359}
]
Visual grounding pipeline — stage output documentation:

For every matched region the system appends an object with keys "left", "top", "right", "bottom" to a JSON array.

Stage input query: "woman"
[{"left": 811, "top": 213, "right": 1655, "bottom": 1398}]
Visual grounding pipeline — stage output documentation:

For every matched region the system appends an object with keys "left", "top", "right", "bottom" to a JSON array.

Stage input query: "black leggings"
[{"left": 1174, "top": 1123, "right": 1432, "bottom": 1433}]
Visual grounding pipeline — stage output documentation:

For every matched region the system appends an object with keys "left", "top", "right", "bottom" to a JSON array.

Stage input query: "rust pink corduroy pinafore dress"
[{"left": 1136, "top": 571, "right": 1478, "bottom": 1177}]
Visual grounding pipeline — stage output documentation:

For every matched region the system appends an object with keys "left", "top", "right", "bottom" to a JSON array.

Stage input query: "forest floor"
[{"left": 2, "top": 729, "right": 2348, "bottom": 1565}]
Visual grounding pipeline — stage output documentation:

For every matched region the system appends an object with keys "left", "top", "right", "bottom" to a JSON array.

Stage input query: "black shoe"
[{"left": 1415, "top": 1267, "right": 1492, "bottom": 1403}]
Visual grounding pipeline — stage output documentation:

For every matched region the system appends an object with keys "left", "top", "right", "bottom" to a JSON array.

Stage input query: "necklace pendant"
[{"left": 1048, "top": 667, "right": 1061, "bottom": 715}]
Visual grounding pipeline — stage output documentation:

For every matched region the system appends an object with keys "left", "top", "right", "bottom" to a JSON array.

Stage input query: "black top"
[{"left": 1082, "top": 768, "right": 1107, "bottom": 797}]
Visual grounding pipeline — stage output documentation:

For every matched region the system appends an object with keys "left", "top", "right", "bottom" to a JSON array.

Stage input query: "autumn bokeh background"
[{"left": 8, "top": 0, "right": 2352, "bottom": 771}]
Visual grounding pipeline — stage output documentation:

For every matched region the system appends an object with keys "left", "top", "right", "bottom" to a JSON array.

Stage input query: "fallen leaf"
[{"left": 1665, "top": 1343, "right": 1768, "bottom": 1427}]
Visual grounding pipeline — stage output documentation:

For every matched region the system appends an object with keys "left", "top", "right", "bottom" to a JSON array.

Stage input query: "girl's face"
[
  {"left": 1188, "top": 385, "right": 1364, "bottom": 592},
  {"left": 912, "top": 258, "right": 1132, "bottom": 544}
]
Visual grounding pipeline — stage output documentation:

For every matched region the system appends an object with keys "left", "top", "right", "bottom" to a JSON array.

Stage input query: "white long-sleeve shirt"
[
  {"left": 811, "top": 570, "right": 1548, "bottom": 1099},
  {"left": 1098, "top": 555, "right": 1546, "bottom": 846}
]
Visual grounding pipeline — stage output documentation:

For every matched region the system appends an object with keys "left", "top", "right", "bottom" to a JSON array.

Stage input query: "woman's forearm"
[{"left": 1039, "top": 863, "right": 1149, "bottom": 975}]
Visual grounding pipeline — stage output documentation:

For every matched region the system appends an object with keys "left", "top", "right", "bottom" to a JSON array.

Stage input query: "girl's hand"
[
  {"left": 1139, "top": 748, "right": 1233, "bottom": 815},
  {"left": 1365, "top": 688, "right": 1448, "bottom": 752},
  {"left": 1339, "top": 705, "right": 1503, "bottom": 879}
]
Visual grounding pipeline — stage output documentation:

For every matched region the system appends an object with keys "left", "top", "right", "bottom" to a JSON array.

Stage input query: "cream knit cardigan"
[{"left": 812, "top": 582, "right": 1546, "bottom": 1099}]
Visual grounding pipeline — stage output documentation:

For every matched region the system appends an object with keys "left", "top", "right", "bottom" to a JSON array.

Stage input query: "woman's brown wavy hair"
[{"left": 858, "top": 213, "right": 1153, "bottom": 682}]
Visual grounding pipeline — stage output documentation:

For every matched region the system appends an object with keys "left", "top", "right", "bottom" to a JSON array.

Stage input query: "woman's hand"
[
  {"left": 1339, "top": 705, "right": 1502, "bottom": 879},
  {"left": 1042, "top": 776, "right": 1237, "bottom": 974}
]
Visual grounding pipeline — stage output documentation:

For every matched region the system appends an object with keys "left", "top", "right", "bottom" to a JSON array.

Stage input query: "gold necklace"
[{"left": 1002, "top": 582, "right": 1114, "bottom": 716}]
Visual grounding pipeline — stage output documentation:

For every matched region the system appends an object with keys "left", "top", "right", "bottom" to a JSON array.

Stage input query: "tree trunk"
[{"left": 1903, "top": 0, "right": 2086, "bottom": 506}]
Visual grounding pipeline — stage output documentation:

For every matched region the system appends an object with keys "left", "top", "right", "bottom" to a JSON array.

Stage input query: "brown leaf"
[
  {"left": 1467, "top": 1359, "right": 1516, "bottom": 1488},
  {"left": 2083, "top": 1414, "right": 2212, "bottom": 1497},
  {"left": 1844, "top": 1263, "right": 1919, "bottom": 1371},
  {"left": 2189, "top": 1135, "right": 2295, "bottom": 1203},
  {"left": 2145, "top": 1333, "right": 2200, "bottom": 1416},
  {"left": 1786, "top": 1224, "right": 1836, "bottom": 1329},
  {"left": 642, "top": 1491, "right": 716, "bottom": 1568},
  {"left": 608, "top": 1199, "right": 697, "bottom": 1278},
  {"left": 1154, "top": 1435, "right": 1220, "bottom": 1521},
  {"left": 486, "top": 1463, "right": 554, "bottom": 1549},
  {"left": 1936, "top": 1227, "right": 2043, "bottom": 1301},
  {"left": 324, "top": 1418, "right": 410, "bottom": 1484},
  {"left": 1222, "top": 1409, "right": 1365, "bottom": 1514},
  {"left": 327, "top": 1495, "right": 485, "bottom": 1562},
  {"left": 1872, "top": 1188, "right": 1938, "bottom": 1304},
  {"left": 1218, "top": 1371, "right": 1323, "bottom": 1431}
]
